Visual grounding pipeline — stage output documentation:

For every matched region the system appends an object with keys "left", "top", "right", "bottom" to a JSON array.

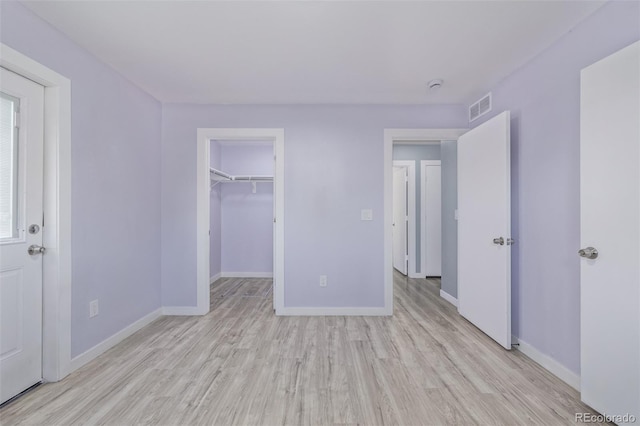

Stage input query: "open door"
[
  {"left": 392, "top": 166, "right": 408, "bottom": 275},
  {"left": 580, "top": 41, "right": 639, "bottom": 420},
  {"left": 458, "top": 111, "right": 512, "bottom": 349}
]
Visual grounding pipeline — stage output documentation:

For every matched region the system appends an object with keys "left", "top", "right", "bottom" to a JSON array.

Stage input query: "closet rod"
[
  {"left": 210, "top": 167, "right": 273, "bottom": 182},
  {"left": 210, "top": 167, "right": 233, "bottom": 181},
  {"left": 233, "top": 176, "right": 273, "bottom": 182}
]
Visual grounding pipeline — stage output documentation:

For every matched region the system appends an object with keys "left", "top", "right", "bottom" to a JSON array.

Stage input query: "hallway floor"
[{"left": 1, "top": 275, "right": 600, "bottom": 425}]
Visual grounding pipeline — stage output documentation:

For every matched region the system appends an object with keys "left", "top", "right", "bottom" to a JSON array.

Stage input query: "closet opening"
[
  {"left": 209, "top": 139, "right": 276, "bottom": 309},
  {"left": 197, "top": 128, "right": 284, "bottom": 315}
]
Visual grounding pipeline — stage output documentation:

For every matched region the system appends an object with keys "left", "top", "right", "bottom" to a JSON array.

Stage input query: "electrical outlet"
[
  {"left": 319, "top": 275, "right": 327, "bottom": 287},
  {"left": 89, "top": 299, "right": 99, "bottom": 318}
]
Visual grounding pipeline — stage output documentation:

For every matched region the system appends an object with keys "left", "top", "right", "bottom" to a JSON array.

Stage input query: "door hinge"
[
  {"left": 405, "top": 215, "right": 409, "bottom": 221},
  {"left": 14, "top": 110, "right": 20, "bottom": 129}
]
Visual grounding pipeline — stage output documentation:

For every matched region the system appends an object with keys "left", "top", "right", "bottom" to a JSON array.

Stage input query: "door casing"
[{"left": 197, "top": 128, "right": 285, "bottom": 315}]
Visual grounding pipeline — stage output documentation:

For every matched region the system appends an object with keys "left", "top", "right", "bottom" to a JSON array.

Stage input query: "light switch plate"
[
  {"left": 361, "top": 209, "right": 373, "bottom": 221},
  {"left": 319, "top": 275, "right": 327, "bottom": 287}
]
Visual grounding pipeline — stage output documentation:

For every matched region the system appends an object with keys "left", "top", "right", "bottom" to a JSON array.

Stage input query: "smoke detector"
[{"left": 427, "top": 79, "right": 443, "bottom": 91}]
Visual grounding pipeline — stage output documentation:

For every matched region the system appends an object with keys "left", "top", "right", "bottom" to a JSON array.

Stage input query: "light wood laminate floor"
[{"left": 1, "top": 274, "right": 601, "bottom": 425}]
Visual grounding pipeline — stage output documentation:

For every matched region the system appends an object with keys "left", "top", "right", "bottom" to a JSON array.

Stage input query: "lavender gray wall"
[
  {"left": 1, "top": 2, "right": 162, "bottom": 357},
  {"left": 220, "top": 145, "right": 274, "bottom": 274},
  {"left": 161, "top": 105, "right": 467, "bottom": 307},
  {"left": 209, "top": 141, "right": 222, "bottom": 279},
  {"left": 472, "top": 0, "right": 640, "bottom": 374},
  {"left": 392, "top": 144, "right": 441, "bottom": 274}
]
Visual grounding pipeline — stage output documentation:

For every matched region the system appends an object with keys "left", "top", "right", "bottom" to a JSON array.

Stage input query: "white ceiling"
[{"left": 23, "top": 1, "right": 605, "bottom": 105}]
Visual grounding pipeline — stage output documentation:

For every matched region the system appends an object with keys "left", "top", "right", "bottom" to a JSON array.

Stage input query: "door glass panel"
[{"left": 0, "top": 92, "right": 19, "bottom": 240}]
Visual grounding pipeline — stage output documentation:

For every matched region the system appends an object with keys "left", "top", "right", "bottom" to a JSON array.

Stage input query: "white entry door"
[
  {"left": 580, "top": 41, "right": 639, "bottom": 420},
  {"left": 392, "top": 166, "right": 408, "bottom": 275},
  {"left": 458, "top": 111, "right": 512, "bottom": 349},
  {"left": 0, "top": 68, "right": 45, "bottom": 404}
]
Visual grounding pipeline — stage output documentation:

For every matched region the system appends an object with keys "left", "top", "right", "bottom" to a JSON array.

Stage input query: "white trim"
[
  {"left": 392, "top": 160, "right": 416, "bottom": 277},
  {"left": 384, "top": 129, "right": 466, "bottom": 316},
  {"left": 197, "top": 128, "right": 285, "bottom": 316},
  {"left": 162, "top": 306, "right": 206, "bottom": 316},
  {"left": 68, "top": 308, "right": 162, "bottom": 372},
  {"left": 421, "top": 160, "right": 442, "bottom": 277},
  {"left": 1, "top": 44, "right": 72, "bottom": 381},
  {"left": 278, "top": 307, "right": 388, "bottom": 316},
  {"left": 512, "top": 336, "right": 581, "bottom": 391},
  {"left": 220, "top": 272, "right": 273, "bottom": 278},
  {"left": 439, "top": 289, "right": 458, "bottom": 307},
  {"left": 210, "top": 273, "right": 221, "bottom": 283}
]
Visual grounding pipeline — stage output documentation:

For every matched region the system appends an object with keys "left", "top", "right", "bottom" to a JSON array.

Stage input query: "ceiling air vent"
[{"left": 469, "top": 92, "right": 492, "bottom": 122}]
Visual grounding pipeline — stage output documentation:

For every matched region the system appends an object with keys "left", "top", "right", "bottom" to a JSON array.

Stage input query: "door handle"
[
  {"left": 493, "top": 237, "right": 504, "bottom": 246},
  {"left": 28, "top": 245, "right": 46, "bottom": 255},
  {"left": 578, "top": 247, "right": 598, "bottom": 259}
]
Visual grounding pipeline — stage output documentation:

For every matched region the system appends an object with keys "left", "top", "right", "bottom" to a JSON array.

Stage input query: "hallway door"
[
  {"left": 458, "top": 111, "right": 512, "bottom": 349},
  {"left": 0, "top": 68, "right": 45, "bottom": 404},
  {"left": 392, "top": 166, "right": 408, "bottom": 275},
  {"left": 580, "top": 41, "right": 639, "bottom": 420}
]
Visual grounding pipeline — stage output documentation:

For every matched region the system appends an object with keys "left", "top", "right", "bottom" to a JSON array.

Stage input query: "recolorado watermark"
[{"left": 576, "top": 412, "right": 637, "bottom": 423}]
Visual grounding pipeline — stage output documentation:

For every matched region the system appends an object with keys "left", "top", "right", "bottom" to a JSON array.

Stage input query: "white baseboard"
[
  {"left": 162, "top": 306, "right": 208, "bottom": 316},
  {"left": 210, "top": 272, "right": 221, "bottom": 283},
  {"left": 439, "top": 289, "right": 458, "bottom": 307},
  {"left": 69, "top": 308, "right": 162, "bottom": 373},
  {"left": 512, "top": 336, "right": 581, "bottom": 391},
  {"left": 409, "top": 272, "right": 422, "bottom": 279},
  {"left": 220, "top": 272, "right": 273, "bottom": 278},
  {"left": 277, "top": 307, "right": 391, "bottom": 316}
]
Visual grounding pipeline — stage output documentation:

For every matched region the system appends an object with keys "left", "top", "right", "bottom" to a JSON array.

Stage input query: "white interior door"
[
  {"left": 392, "top": 166, "right": 408, "bottom": 275},
  {"left": 423, "top": 162, "right": 442, "bottom": 276},
  {"left": 580, "top": 41, "right": 639, "bottom": 420},
  {"left": 272, "top": 144, "right": 276, "bottom": 310},
  {"left": 458, "top": 111, "right": 511, "bottom": 349},
  {"left": 0, "top": 68, "right": 45, "bottom": 404}
]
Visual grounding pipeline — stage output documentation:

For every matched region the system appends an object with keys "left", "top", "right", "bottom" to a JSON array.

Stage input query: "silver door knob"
[
  {"left": 578, "top": 247, "right": 598, "bottom": 259},
  {"left": 493, "top": 237, "right": 504, "bottom": 246},
  {"left": 28, "top": 245, "right": 46, "bottom": 255}
]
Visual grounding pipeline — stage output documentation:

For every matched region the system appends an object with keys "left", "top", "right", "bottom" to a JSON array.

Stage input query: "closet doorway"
[
  {"left": 197, "top": 129, "right": 284, "bottom": 315},
  {"left": 210, "top": 140, "right": 274, "bottom": 303}
]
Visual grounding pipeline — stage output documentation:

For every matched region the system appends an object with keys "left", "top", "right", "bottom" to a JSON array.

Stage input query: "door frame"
[
  {"left": 1, "top": 44, "right": 72, "bottom": 381},
  {"left": 421, "top": 160, "right": 442, "bottom": 277},
  {"left": 197, "top": 128, "right": 285, "bottom": 314},
  {"left": 392, "top": 160, "right": 415, "bottom": 276},
  {"left": 384, "top": 129, "right": 466, "bottom": 314}
]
